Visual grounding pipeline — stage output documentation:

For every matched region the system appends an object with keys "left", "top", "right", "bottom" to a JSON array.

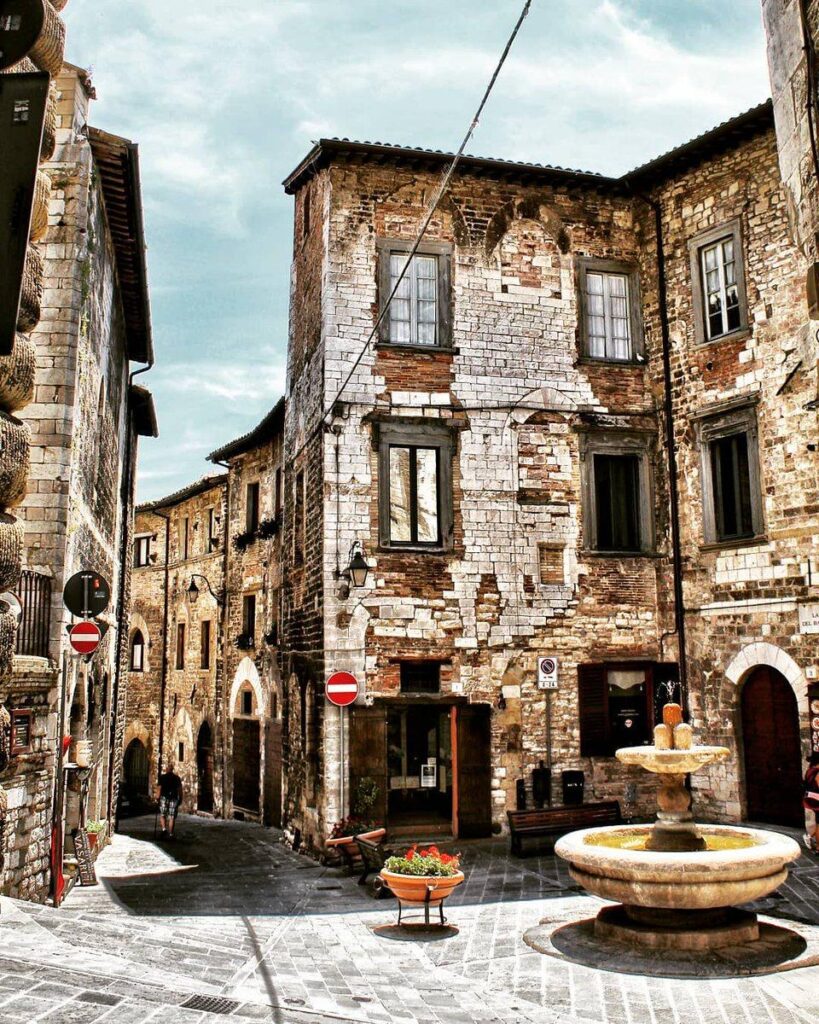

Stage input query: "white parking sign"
[{"left": 538, "top": 657, "right": 558, "bottom": 690}]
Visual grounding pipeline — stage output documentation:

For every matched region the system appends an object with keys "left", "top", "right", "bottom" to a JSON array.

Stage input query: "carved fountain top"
[{"left": 615, "top": 701, "right": 730, "bottom": 775}]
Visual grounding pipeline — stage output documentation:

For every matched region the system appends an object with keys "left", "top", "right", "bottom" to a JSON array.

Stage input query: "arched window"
[{"left": 130, "top": 630, "right": 145, "bottom": 672}]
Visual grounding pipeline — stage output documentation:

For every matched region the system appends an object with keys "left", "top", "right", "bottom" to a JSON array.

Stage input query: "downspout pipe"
[
  {"left": 107, "top": 359, "right": 153, "bottom": 827},
  {"left": 211, "top": 458, "right": 231, "bottom": 818},
  {"left": 628, "top": 186, "right": 689, "bottom": 708},
  {"left": 154, "top": 508, "right": 171, "bottom": 782}
]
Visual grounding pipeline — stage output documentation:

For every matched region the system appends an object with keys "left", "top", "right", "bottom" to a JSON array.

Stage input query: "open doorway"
[
  {"left": 196, "top": 722, "right": 214, "bottom": 813},
  {"left": 387, "top": 705, "right": 453, "bottom": 829}
]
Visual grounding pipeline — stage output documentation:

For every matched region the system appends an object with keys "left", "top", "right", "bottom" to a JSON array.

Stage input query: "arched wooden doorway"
[
  {"left": 741, "top": 665, "right": 803, "bottom": 826},
  {"left": 123, "top": 739, "right": 149, "bottom": 800},
  {"left": 197, "top": 722, "right": 214, "bottom": 813}
]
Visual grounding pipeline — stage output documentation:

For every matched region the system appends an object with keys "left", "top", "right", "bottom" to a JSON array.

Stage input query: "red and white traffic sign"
[
  {"left": 69, "top": 621, "right": 101, "bottom": 656},
  {"left": 325, "top": 671, "right": 359, "bottom": 707}
]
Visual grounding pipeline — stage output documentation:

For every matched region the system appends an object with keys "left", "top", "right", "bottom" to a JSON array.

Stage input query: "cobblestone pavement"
[{"left": 0, "top": 814, "right": 817, "bottom": 1024}]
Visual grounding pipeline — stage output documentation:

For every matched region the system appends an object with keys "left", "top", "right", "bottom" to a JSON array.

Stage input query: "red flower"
[{"left": 406, "top": 849, "right": 415, "bottom": 860}]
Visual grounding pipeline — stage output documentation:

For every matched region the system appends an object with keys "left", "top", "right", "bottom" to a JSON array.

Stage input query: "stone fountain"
[{"left": 555, "top": 703, "right": 801, "bottom": 950}]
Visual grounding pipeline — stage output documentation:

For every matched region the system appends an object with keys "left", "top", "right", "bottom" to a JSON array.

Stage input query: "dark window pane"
[
  {"left": 711, "top": 432, "right": 754, "bottom": 540},
  {"left": 594, "top": 454, "right": 640, "bottom": 551},
  {"left": 400, "top": 662, "right": 441, "bottom": 693}
]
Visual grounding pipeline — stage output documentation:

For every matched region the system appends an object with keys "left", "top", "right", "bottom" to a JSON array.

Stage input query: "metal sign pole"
[
  {"left": 546, "top": 690, "right": 552, "bottom": 772},
  {"left": 339, "top": 705, "right": 345, "bottom": 819}
]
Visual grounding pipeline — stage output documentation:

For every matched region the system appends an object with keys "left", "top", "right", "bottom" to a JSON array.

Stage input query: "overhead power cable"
[{"left": 288, "top": 0, "right": 533, "bottom": 468}]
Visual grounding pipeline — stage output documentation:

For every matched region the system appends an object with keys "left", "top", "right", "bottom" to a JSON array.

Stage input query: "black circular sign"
[
  {"left": 63, "top": 571, "right": 111, "bottom": 619},
  {"left": 0, "top": 0, "right": 46, "bottom": 72}
]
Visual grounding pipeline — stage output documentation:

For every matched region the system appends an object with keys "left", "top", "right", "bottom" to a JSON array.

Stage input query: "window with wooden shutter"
[{"left": 578, "top": 664, "right": 608, "bottom": 757}]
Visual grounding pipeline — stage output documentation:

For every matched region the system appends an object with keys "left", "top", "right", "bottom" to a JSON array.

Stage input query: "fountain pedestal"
[{"left": 646, "top": 772, "right": 705, "bottom": 852}]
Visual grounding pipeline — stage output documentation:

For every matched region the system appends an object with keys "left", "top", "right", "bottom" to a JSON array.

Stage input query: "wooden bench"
[
  {"left": 507, "top": 801, "right": 621, "bottom": 856},
  {"left": 356, "top": 835, "right": 395, "bottom": 896},
  {"left": 325, "top": 828, "right": 386, "bottom": 875}
]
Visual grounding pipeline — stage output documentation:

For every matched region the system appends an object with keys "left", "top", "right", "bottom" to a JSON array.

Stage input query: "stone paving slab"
[{"left": 0, "top": 815, "right": 816, "bottom": 1024}]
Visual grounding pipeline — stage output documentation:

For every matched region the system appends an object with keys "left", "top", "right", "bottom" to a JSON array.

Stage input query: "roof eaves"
[
  {"left": 88, "top": 127, "right": 154, "bottom": 365},
  {"left": 207, "top": 396, "right": 286, "bottom": 463},
  {"left": 282, "top": 138, "right": 614, "bottom": 195},
  {"left": 137, "top": 473, "right": 227, "bottom": 514}
]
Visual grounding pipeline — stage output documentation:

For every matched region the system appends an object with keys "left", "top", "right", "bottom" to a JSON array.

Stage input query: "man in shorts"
[{"left": 156, "top": 763, "right": 183, "bottom": 839}]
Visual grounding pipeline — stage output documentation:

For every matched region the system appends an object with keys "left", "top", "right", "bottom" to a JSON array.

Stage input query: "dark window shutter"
[
  {"left": 348, "top": 706, "right": 388, "bottom": 824},
  {"left": 377, "top": 246, "right": 391, "bottom": 344},
  {"left": 438, "top": 252, "right": 452, "bottom": 348},
  {"left": 578, "top": 665, "right": 609, "bottom": 757},
  {"left": 456, "top": 704, "right": 492, "bottom": 837}
]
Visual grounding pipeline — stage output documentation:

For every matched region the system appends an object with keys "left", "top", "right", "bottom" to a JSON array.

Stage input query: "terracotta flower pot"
[{"left": 379, "top": 869, "right": 465, "bottom": 905}]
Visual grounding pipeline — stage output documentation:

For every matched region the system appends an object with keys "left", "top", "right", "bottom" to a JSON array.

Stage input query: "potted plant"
[
  {"left": 324, "top": 778, "right": 384, "bottom": 868},
  {"left": 380, "top": 845, "right": 464, "bottom": 905},
  {"left": 86, "top": 819, "right": 106, "bottom": 852}
]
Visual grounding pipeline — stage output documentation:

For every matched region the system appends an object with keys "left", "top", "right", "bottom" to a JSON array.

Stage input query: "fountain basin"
[
  {"left": 556, "top": 824, "right": 799, "bottom": 910},
  {"left": 616, "top": 744, "right": 730, "bottom": 774}
]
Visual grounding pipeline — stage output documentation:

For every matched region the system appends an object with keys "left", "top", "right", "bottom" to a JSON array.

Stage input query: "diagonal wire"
[{"left": 289, "top": 0, "right": 534, "bottom": 466}]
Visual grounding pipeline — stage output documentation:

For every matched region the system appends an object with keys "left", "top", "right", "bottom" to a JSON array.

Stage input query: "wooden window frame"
[
  {"left": 576, "top": 257, "right": 643, "bottom": 363},
  {"left": 130, "top": 630, "right": 145, "bottom": 672},
  {"left": 694, "top": 400, "right": 764, "bottom": 546},
  {"left": 579, "top": 662, "right": 659, "bottom": 758},
  {"left": 207, "top": 507, "right": 218, "bottom": 552},
  {"left": 688, "top": 219, "right": 750, "bottom": 346},
  {"left": 579, "top": 429, "right": 655, "bottom": 555},
  {"left": 133, "top": 535, "right": 151, "bottom": 568},
  {"left": 376, "top": 238, "right": 452, "bottom": 350},
  {"left": 377, "top": 421, "right": 454, "bottom": 552},
  {"left": 200, "top": 619, "right": 211, "bottom": 670},
  {"left": 245, "top": 482, "right": 260, "bottom": 534},
  {"left": 175, "top": 622, "right": 185, "bottom": 670},
  {"left": 10, "top": 709, "right": 32, "bottom": 755}
]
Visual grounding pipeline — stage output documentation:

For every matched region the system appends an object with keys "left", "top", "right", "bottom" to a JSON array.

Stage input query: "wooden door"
[
  {"left": 456, "top": 704, "right": 492, "bottom": 837},
  {"left": 348, "top": 706, "right": 387, "bottom": 823},
  {"left": 232, "top": 719, "right": 261, "bottom": 814},
  {"left": 264, "top": 719, "right": 282, "bottom": 827},
  {"left": 741, "top": 666, "right": 803, "bottom": 827},
  {"left": 196, "top": 723, "right": 214, "bottom": 813},
  {"left": 123, "top": 739, "right": 148, "bottom": 797}
]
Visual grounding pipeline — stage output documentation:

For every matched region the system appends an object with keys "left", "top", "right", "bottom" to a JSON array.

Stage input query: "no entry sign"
[
  {"left": 326, "top": 672, "right": 359, "bottom": 707},
  {"left": 69, "top": 621, "right": 101, "bottom": 656}
]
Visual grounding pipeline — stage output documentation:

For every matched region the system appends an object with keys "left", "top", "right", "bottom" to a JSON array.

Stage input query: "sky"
[{"left": 60, "top": 0, "right": 771, "bottom": 502}]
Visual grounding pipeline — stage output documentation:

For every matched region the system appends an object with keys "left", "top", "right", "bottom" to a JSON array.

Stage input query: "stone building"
[
  {"left": 125, "top": 475, "right": 226, "bottom": 815},
  {"left": 278, "top": 99, "right": 818, "bottom": 849},
  {"left": 0, "top": 62, "right": 156, "bottom": 902},
  {"left": 209, "top": 397, "right": 285, "bottom": 825}
]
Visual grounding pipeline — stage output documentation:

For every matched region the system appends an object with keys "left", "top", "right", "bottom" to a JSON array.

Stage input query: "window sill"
[
  {"left": 375, "top": 341, "right": 457, "bottom": 356},
  {"left": 579, "top": 548, "right": 662, "bottom": 559},
  {"left": 699, "top": 534, "right": 768, "bottom": 553},
  {"left": 377, "top": 545, "right": 452, "bottom": 557},
  {"left": 694, "top": 326, "right": 752, "bottom": 348},
  {"left": 576, "top": 356, "right": 645, "bottom": 369}
]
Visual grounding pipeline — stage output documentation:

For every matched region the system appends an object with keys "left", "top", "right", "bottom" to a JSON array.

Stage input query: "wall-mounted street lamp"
[
  {"left": 187, "top": 574, "right": 224, "bottom": 606},
  {"left": 336, "top": 541, "right": 370, "bottom": 596}
]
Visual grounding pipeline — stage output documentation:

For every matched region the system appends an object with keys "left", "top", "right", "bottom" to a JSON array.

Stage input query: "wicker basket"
[
  {"left": 41, "top": 82, "right": 58, "bottom": 162},
  {"left": 17, "top": 246, "right": 43, "bottom": 334},
  {"left": 0, "top": 335, "right": 36, "bottom": 414},
  {"left": 30, "top": 3, "right": 66, "bottom": 78},
  {"left": 49, "top": 0, "right": 70, "bottom": 11},
  {"left": 0, "top": 415, "right": 30, "bottom": 509},
  {"left": 0, "top": 607, "right": 16, "bottom": 679},
  {"left": 29, "top": 171, "right": 50, "bottom": 244},
  {"left": 0, "top": 514, "right": 24, "bottom": 594},
  {"left": 0, "top": 57, "right": 37, "bottom": 76}
]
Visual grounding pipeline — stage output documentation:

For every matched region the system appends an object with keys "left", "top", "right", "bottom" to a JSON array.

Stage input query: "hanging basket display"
[
  {"left": 30, "top": 3, "right": 66, "bottom": 78},
  {"left": 17, "top": 246, "right": 43, "bottom": 334},
  {"left": 0, "top": 606, "right": 16, "bottom": 679},
  {"left": 0, "top": 514, "right": 23, "bottom": 594},
  {"left": 30, "top": 171, "right": 51, "bottom": 244},
  {"left": 40, "top": 82, "right": 58, "bottom": 162},
  {"left": 0, "top": 335, "right": 36, "bottom": 413},
  {"left": 50, "top": 0, "right": 71, "bottom": 11},
  {"left": 0, "top": 414, "right": 30, "bottom": 508}
]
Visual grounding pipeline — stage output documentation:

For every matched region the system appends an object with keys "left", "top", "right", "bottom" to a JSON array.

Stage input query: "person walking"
[
  {"left": 803, "top": 752, "right": 819, "bottom": 852},
  {"left": 156, "top": 763, "right": 183, "bottom": 840}
]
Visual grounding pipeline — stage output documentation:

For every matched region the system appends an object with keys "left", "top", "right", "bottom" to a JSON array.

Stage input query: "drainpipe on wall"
[
  {"left": 211, "top": 458, "right": 231, "bottom": 817},
  {"left": 154, "top": 508, "right": 171, "bottom": 782},
  {"left": 629, "top": 187, "right": 689, "bottom": 708},
  {"left": 107, "top": 359, "right": 153, "bottom": 828}
]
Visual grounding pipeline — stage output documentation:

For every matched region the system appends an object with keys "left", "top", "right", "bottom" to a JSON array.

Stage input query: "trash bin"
[
  {"left": 531, "top": 761, "right": 550, "bottom": 808},
  {"left": 515, "top": 777, "right": 527, "bottom": 810},
  {"left": 562, "top": 769, "right": 584, "bottom": 806}
]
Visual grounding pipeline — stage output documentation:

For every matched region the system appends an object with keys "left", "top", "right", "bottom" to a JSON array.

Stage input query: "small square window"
[
  {"left": 538, "top": 543, "right": 565, "bottom": 585},
  {"left": 400, "top": 662, "right": 441, "bottom": 694}
]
